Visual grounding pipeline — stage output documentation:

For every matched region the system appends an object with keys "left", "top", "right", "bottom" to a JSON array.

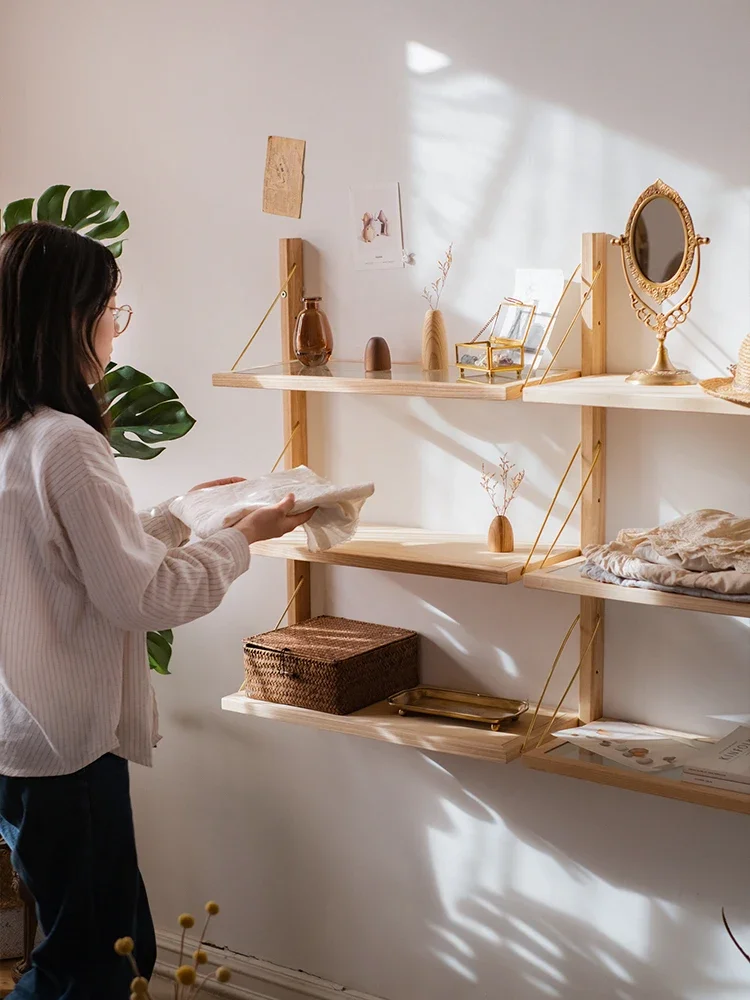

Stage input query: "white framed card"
[{"left": 349, "top": 182, "right": 405, "bottom": 271}]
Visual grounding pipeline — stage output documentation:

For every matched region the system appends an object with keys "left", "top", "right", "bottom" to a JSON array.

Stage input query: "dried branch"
[
  {"left": 480, "top": 464, "right": 501, "bottom": 517},
  {"left": 422, "top": 242, "right": 454, "bottom": 310},
  {"left": 723, "top": 908, "right": 750, "bottom": 965},
  {"left": 480, "top": 453, "right": 525, "bottom": 518}
]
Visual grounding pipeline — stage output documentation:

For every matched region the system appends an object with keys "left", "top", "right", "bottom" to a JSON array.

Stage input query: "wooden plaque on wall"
[{"left": 263, "top": 136, "right": 306, "bottom": 219}]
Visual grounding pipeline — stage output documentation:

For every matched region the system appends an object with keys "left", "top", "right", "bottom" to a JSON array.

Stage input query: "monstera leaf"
[
  {"left": 99, "top": 364, "right": 196, "bottom": 460},
  {"left": 148, "top": 629, "right": 174, "bottom": 675},
  {"left": 1, "top": 184, "right": 129, "bottom": 257},
  {"left": 99, "top": 366, "right": 194, "bottom": 671}
]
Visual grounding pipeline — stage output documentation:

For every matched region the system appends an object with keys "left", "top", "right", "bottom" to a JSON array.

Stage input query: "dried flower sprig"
[
  {"left": 481, "top": 454, "right": 525, "bottom": 518},
  {"left": 115, "top": 900, "right": 231, "bottom": 999},
  {"left": 422, "top": 242, "right": 454, "bottom": 311}
]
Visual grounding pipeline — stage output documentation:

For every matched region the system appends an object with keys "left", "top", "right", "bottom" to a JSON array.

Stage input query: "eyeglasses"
[{"left": 109, "top": 304, "right": 133, "bottom": 336}]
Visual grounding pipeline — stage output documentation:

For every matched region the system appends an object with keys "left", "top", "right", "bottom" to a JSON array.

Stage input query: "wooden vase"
[
  {"left": 421, "top": 309, "right": 449, "bottom": 372},
  {"left": 488, "top": 515, "right": 514, "bottom": 553}
]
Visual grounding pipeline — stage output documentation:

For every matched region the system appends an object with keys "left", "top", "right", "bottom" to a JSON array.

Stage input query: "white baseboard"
[{"left": 153, "top": 930, "right": 385, "bottom": 1000}]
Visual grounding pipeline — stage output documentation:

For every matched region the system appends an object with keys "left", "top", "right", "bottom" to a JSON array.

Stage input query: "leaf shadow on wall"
[{"left": 410, "top": 751, "right": 750, "bottom": 1000}]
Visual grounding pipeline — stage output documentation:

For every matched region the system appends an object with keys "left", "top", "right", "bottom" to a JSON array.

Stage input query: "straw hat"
[{"left": 700, "top": 333, "right": 750, "bottom": 407}]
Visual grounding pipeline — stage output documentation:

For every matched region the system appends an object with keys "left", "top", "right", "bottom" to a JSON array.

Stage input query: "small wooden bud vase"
[
  {"left": 488, "top": 515, "right": 514, "bottom": 553},
  {"left": 421, "top": 309, "right": 449, "bottom": 372}
]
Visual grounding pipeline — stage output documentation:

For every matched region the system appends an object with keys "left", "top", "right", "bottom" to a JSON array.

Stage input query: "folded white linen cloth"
[
  {"left": 583, "top": 509, "right": 750, "bottom": 597},
  {"left": 168, "top": 466, "right": 375, "bottom": 553}
]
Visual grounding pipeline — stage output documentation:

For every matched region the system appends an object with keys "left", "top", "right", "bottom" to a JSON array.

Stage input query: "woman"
[{"left": 0, "top": 222, "right": 312, "bottom": 998}]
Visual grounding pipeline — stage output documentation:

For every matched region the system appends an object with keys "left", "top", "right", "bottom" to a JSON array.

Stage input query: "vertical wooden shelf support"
[
  {"left": 279, "top": 239, "right": 311, "bottom": 623},
  {"left": 579, "top": 233, "right": 607, "bottom": 722}
]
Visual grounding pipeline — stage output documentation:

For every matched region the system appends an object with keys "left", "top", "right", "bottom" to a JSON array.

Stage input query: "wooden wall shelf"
[
  {"left": 222, "top": 693, "right": 577, "bottom": 764},
  {"left": 219, "top": 236, "right": 747, "bottom": 806},
  {"left": 524, "top": 557, "right": 750, "bottom": 618},
  {"left": 523, "top": 374, "right": 750, "bottom": 416},
  {"left": 213, "top": 361, "right": 580, "bottom": 401},
  {"left": 252, "top": 527, "right": 580, "bottom": 586},
  {"left": 524, "top": 728, "right": 750, "bottom": 816}
]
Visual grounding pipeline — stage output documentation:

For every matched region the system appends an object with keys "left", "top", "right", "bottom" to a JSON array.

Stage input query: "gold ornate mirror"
[{"left": 613, "top": 179, "right": 709, "bottom": 386}]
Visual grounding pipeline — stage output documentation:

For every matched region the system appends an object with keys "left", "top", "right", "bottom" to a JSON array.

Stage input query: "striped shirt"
[{"left": 0, "top": 407, "right": 250, "bottom": 777}]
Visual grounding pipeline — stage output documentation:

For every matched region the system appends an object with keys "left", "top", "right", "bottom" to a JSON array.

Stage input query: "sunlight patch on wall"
[
  {"left": 513, "top": 845, "right": 652, "bottom": 961},
  {"left": 493, "top": 647, "right": 519, "bottom": 679},
  {"left": 506, "top": 915, "right": 564, "bottom": 959},
  {"left": 427, "top": 795, "right": 507, "bottom": 926},
  {"left": 590, "top": 946, "right": 635, "bottom": 984},
  {"left": 429, "top": 950, "right": 477, "bottom": 983},
  {"left": 406, "top": 41, "right": 452, "bottom": 75},
  {"left": 430, "top": 924, "right": 475, "bottom": 958},
  {"left": 507, "top": 942, "right": 566, "bottom": 985},
  {"left": 522, "top": 974, "right": 562, "bottom": 997}
]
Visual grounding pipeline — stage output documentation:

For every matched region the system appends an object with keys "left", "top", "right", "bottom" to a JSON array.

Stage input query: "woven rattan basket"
[{"left": 243, "top": 616, "right": 419, "bottom": 715}]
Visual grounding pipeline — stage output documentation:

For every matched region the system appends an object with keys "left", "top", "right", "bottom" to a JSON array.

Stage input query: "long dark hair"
[{"left": 0, "top": 221, "right": 119, "bottom": 436}]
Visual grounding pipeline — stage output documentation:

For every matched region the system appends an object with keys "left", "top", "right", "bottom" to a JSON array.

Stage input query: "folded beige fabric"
[
  {"left": 584, "top": 509, "right": 750, "bottom": 596},
  {"left": 612, "top": 509, "right": 750, "bottom": 573}
]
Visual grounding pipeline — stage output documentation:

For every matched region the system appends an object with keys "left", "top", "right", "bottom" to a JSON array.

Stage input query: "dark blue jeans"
[{"left": 0, "top": 754, "right": 155, "bottom": 999}]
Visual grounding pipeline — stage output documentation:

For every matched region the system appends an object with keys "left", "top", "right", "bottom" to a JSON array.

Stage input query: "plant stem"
[
  {"left": 723, "top": 908, "right": 750, "bottom": 964},
  {"left": 188, "top": 969, "right": 213, "bottom": 1000},
  {"left": 198, "top": 913, "right": 212, "bottom": 952}
]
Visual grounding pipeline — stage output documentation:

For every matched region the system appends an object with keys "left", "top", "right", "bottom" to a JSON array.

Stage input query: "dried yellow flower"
[
  {"left": 130, "top": 978, "right": 149, "bottom": 995},
  {"left": 175, "top": 965, "right": 197, "bottom": 986},
  {"left": 215, "top": 966, "right": 231, "bottom": 983},
  {"left": 205, "top": 901, "right": 220, "bottom": 916},
  {"left": 178, "top": 913, "right": 195, "bottom": 929},
  {"left": 114, "top": 937, "right": 135, "bottom": 956},
  {"left": 193, "top": 949, "right": 208, "bottom": 966}
]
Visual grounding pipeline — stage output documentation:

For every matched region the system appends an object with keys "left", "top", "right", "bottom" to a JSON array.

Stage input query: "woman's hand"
[
  {"left": 189, "top": 477, "right": 245, "bottom": 492},
  {"left": 235, "top": 494, "right": 315, "bottom": 544}
]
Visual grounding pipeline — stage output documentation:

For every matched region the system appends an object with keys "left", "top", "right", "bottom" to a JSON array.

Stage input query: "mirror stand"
[
  {"left": 612, "top": 179, "right": 710, "bottom": 387},
  {"left": 613, "top": 233, "right": 710, "bottom": 386}
]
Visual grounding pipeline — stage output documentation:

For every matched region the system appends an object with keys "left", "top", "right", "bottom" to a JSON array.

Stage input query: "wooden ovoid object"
[
  {"left": 364, "top": 337, "right": 392, "bottom": 372},
  {"left": 421, "top": 309, "right": 449, "bottom": 371},
  {"left": 488, "top": 515, "right": 514, "bottom": 553}
]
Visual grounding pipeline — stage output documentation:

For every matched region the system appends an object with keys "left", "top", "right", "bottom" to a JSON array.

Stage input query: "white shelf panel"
[{"left": 523, "top": 374, "right": 750, "bottom": 415}]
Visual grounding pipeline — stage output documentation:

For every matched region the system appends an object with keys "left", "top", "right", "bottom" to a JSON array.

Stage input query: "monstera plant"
[{"left": 0, "top": 186, "right": 196, "bottom": 674}]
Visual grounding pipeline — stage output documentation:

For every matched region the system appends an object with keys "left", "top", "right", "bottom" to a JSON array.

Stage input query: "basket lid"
[{"left": 244, "top": 616, "right": 416, "bottom": 663}]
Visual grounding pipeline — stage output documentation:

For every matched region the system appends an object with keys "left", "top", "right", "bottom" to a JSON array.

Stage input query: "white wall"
[{"left": 2, "top": 1, "right": 750, "bottom": 997}]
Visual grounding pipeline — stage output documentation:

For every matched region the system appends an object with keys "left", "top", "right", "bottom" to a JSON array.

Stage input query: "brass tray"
[{"left": 388, "top": 686, "right": 529, "bottom": 731}]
